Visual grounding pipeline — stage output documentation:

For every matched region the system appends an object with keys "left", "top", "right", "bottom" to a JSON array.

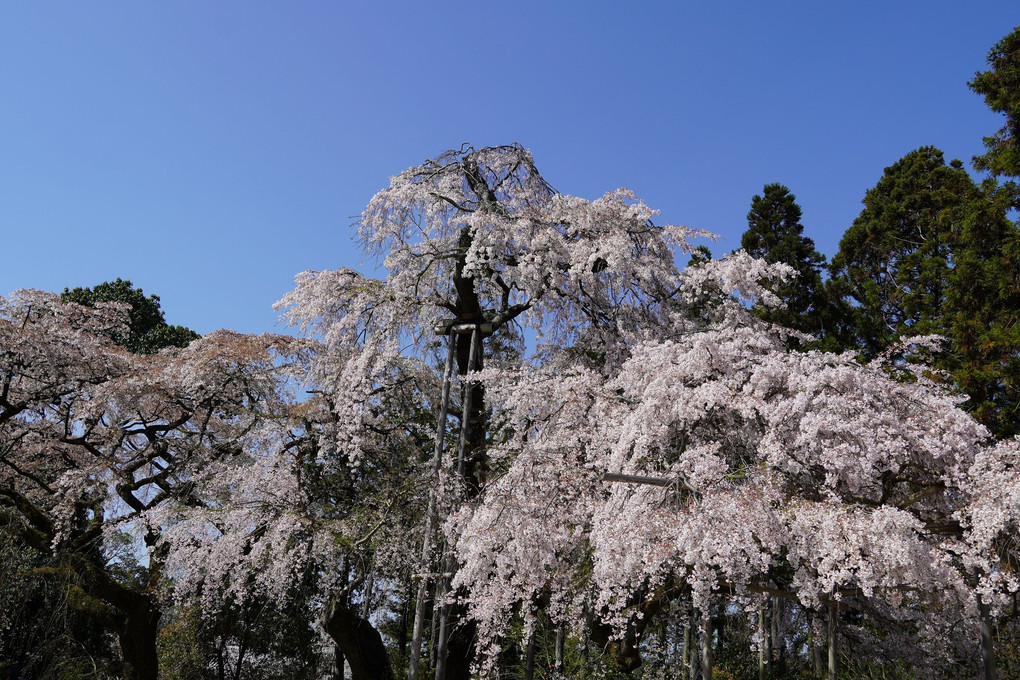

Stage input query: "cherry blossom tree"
[
  {"left": 0, "top": 290, "right": 305, "bottom": 680},
  {"left": 146, "top": 144, "right": 1019, "bottom": 680},
  {"left": 155, "top": 143, "right": 714, "bottom": 680}
]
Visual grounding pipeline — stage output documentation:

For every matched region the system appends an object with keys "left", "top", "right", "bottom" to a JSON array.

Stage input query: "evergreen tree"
[
  {"left": 970, "top": 26, "right": 1020, "bottom": 179},
  {"left": 740, "top": 183, "right": 835, "bottom": 348},
  {"left": 830, "top": 146, "right": 1020, "bottom": 436},
  {"left": 61, "top": 278, "right": 199, "bottom": 354}
]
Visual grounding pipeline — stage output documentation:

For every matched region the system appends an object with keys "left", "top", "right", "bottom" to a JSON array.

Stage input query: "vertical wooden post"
[
  {"left": 810, "top": 610, "right": 822, "bottom": 678},
  {"left": 686, "top": 601, "right": 698, "bottom": 680},
  {"left": 360, "top": 556, "right": 375, "bottom": 619},
  {"left": 554, "top": 626, "right": 564, "bottom": 674},
  {"left": 524, "top": 634, "right": 536, "bottom": 680},
  {"left": 436, "top": 326, "right": 481, "bottom": 680},
  {"left": 771, "top": 597, "right": 781, "bottom": 667},
  {"left": 456, "top": 327, "right": 481, "bottom": 480},
  {"left": 701, "top": 607, "right": 714, "bottom": 680},
  {"left": 827, "top": 600, "right": 837, "bottom": 680},
  {"left": 758, "top": 601, "right": 767, "bottom": 680},
  {"left": 978, "top": 598, "right": 997, "bottom": 680},
  {"left": 408, "top": 334, "right": 456, "bottom": 680}
]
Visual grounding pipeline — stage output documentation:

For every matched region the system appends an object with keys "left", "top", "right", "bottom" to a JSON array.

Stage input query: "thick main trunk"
[
  {"left": 119, "top": 603, "right": 161, "bottom": 680},
  {"left": 441, "top": 613, "right": 476, "bottom": 680},
  {"left": 324, "top": 596, "right": 395, "bottom": 680}
]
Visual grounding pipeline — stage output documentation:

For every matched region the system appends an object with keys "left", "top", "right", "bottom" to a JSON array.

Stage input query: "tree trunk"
[
  {"left": 119, "top": 604, "right": 161, "bottom": 680},
  {"left": 324, "top": 596, "right": 395, "bottom": 680}
]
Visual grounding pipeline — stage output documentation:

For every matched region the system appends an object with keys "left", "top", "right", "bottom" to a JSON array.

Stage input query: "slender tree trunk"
[
  {"left": 978, "top": 598, "right": 997, "bottom": 680},
  {"left": 231, "top": 629, "right": 250, "bottom": 680}
]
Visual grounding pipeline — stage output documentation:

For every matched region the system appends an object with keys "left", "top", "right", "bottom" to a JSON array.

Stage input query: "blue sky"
[{"left": 1, "top": 2, "right": 1015, "bottom": 335}]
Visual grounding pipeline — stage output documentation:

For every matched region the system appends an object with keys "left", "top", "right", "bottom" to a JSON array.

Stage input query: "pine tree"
[
  {"left": 970, "top": 27, "right": 1020, "bottom": 179},
  {"left": 830, "top": 146, "right": 1020, "bottom": 436},
  {"left": 61, "top": 278, "right": 199, "bottom": 354},
  {"left": 740, "top": 183, "right": 835, "bottom": 348}
]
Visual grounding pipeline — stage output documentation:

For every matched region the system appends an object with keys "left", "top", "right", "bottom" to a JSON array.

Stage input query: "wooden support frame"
[{"left": 433, "top": 320, "right": 497, "bottom": 336}]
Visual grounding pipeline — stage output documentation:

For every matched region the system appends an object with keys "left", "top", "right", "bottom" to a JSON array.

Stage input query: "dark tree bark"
[
  {"left": 324, "top": 596, "right": 395, "bottom": 680},
  {"left": 118, "top": 603, "right": 161, "bottom": 680}
]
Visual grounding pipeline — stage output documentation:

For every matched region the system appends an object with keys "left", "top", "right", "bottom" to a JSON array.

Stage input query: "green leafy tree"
[
  {"left": 970, "top": 27, "right": 1020, "bottom": 179},
  {"left": 830, "top": 146, "right": 1020, "bottom": 436},
  {"left": 740, "top": 183, "right": 842, "bottom": 350},
  {"left": 61, "top": 278, "right": 199, "bottom": 354}
]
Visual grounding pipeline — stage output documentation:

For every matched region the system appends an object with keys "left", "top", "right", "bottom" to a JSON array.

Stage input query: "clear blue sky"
[{"left": 1, "top": 2, "right": 1014, "bottom": 334}]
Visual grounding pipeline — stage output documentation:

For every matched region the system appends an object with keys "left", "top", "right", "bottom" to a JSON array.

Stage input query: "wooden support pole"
[
  {"left": 554, "top": 626, "right": 565, "bottom": 674},
  {"left": 978, "top": 598, "right": 997, "bottom": 680},
  {"left": 827, "top": 600, "right": 837, "bottom": 680},
  {"left": 758, "top": 602, "right": 767, "bottom": 680},
  {"left": 701, "top": 607, "right": 714, "bottom": 680},
  {"left": 409, "top": 334, "right": 456, "bottom": 680},
  {"left": 456, "top": 327, "right": 480, "bottom": 480},
  {"left": 436, "top": 326, "right": 481, "bottom": 680},
  {"left": 433, "top": 320, "right": 496, "bottom": 336}
]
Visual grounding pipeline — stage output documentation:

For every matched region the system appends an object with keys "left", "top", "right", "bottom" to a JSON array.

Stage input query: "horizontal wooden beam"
[
  {"left": 601, "top": 472, "right": 672, "bottom": 487},
  {"left": 433, "top": 321, "right": 497, "bottom": 336}
]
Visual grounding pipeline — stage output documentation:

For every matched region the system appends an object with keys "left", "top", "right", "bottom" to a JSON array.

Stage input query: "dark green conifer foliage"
[
  {"left": 970, "top": 27, "right": 1020, "bottom": 179},
  {"left": 61, "top": 278, "right": 199, "bottom": 354},
  {"left": 831, "top": 146, "right": 1020, "bottom": 437},
  {"left": 740, "top": 183, "right": 835, "bottom": 348}
]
